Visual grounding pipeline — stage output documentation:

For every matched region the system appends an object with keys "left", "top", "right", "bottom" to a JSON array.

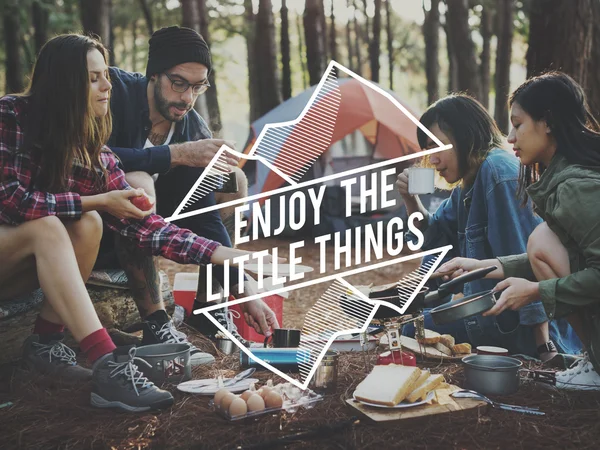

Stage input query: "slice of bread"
[
  {"left": 452, "top": 343, "right": 472, "bottom": 355},
  {"left": 434, "top": 342, "right": 453, "bottom": 356},
  {"left": 439, "top": 334, "right": 455, "bottom": 348},
  {"left": 415, "top": 329, "right": 441, "bottom": 345},
  {"left": 354, "top": 364, "right": 422, "bottom": 407},
  {"left": 407, "top": 370, "right": 430, "bottom": 393},
  {"left": 406, "top": 374, "right": 445, "bottom": 403}
]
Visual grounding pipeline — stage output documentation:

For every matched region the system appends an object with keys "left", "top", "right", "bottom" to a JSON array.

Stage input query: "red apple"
[{"left": 130, "top": 193, "right": 155, "bottom": 211}]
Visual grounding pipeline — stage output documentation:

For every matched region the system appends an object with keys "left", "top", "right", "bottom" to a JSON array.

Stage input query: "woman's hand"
[
  {"left": 436, "top": 257, "right": 505, "bottom": 281},
  {"left": 100, "top": 189, "right": 153, "bottom": 220},
  {"left": 396, "top": 168, "right": 413, "bottom": 198},
  {"left": 483, "top": 278, "right": 540, "bottom": 316}
]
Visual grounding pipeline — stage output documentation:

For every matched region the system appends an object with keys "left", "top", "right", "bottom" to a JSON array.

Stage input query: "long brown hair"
[
  {"left": 509, "top": 72, "right": 600, "bottom": 203},
  {"left": 19, "top": 34, "right": 112, "bottom": 192}
]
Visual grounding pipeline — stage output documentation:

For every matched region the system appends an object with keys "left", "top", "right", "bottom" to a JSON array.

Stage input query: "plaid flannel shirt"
[{"left": 0, "top": 95, "right": 219, "bottom": 265}]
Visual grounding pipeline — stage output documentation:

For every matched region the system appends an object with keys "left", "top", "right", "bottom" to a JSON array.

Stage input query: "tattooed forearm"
[{"left": 115, "top": 235, "right": 163, "bottom": 318}]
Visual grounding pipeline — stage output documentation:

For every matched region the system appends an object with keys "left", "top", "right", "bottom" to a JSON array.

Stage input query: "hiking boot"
[
  {"left": 140, "top": 310, "right": 215, "bottom": 366},
  {"left": 22, "top": 334, "right": 92, "bottom": 381},
  {"left": 555, "top": 353, "right": 600, "bottom": 391},
  {"left": 90, "top": 346, "right": 174, "bottom": 412},
  {"left": 187, "top": 302, "right": 248, "bottom": 346}
]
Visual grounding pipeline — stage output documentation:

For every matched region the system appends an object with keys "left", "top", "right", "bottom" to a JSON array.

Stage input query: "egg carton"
[{"left": 209, "top": 389, "right": 323, "bottom": 422}]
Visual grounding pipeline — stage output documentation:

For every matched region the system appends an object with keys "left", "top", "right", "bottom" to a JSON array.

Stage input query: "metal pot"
[
  {"left": 135, "top": 343, "right": 192, "bottom": 385},
  {"left": 309, "top": 350, "right": 339, "bottom": 392},
  {"left": 430, "top": 289, "right": 499, "bottom": 325},
  {"left": 462, "top": 355, "right": 522, "bottom": 395}
]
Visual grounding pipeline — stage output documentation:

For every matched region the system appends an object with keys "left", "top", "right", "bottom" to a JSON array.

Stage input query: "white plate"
[
  {"left": 244, "top": 263, "right": 314, "bottom": 276},
  {"left": 177, "top": 378, "right": 260, "bottom": 395},
  {"left": 352, "top": 390, "right": 435, "bottom": 409}
]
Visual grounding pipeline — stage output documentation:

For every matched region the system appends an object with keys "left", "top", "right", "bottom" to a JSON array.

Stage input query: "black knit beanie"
[{"left": 146, "top": 26, "right": 212, "bottom": 79}]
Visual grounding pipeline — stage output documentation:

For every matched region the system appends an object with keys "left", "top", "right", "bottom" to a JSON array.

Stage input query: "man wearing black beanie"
[{"left": 96, "top": 26, "right": 279, "bottom": 360}]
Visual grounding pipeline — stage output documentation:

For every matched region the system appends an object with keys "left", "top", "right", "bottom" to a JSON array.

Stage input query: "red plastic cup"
[
  {"left": 376, "top": 349, "right": 417, "bottom": 366},
  {"left": 476, "top": 346, "right": 509, "bottom": 356}
]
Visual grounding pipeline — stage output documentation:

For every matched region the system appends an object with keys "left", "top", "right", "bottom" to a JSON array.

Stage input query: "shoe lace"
[
  {"left": 214, "top": 308, "right": 244, "bottom": 340},
  {"left": 107, "top": 347, "right": 154, "bottom": 396},
  {"left": 33, "top": 341, "right": 77, "bottom": 366},
  {"left": 157, "top": 320, "right": 189, "bottom": 344},
  {"left": 563, "top": 353, "right": 592, "bottom": 376}
]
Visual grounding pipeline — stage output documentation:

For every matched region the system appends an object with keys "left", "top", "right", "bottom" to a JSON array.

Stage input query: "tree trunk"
[
  {"left": 109, "top": 0, "right": 116, "bottom": 66},
  {"left": 138, "top": 0, "right": 154, "bottom": 34},
  {"left": 423, "top": 0, "right": 440, "bottom": 104},
  {"left": 494, "top": 0, "right": 513, "bottom": 133},
  {"left": 80, "top": 0, "right": 111, "bottom": 49},
  {"left": 320, "top": 0, "right": 328, "bottom": 62},
  {"left": 587, "top": 2, "right": 600, "bottom": 119},
  {"left": 32, "top": 0, "right": 51, "bottom": 55},
  {"left": 181, "top": 0, "right": 200, "bottom": 31},
  {"left": 132, "top": 20, "right": 138, "bottom": 73},
  {"left": 281, "top": 0, "right": 292, "bottom": 100},
  {"left": 346, "top": 0, "right": 355, "bottom": 71},
  {"left": 304, "top": 0, "right": 327, "bottom": 85},
  {"left": 245, "top": 0, "right": 260, "bottom": 122},
  {"left": 4, "top": 0, "right": 23, "bottom": 93},
  {"left": 445, "top": 0, "right": 481, "bottom": 100},
  {"left": 479, "top": 2, "right": 492, "bottom": 109},
  {"left": 297, "top": 12, "right": 309, "bottom": 89},
  {"left": 526, "top": 0, "right": 600, "bottom": 117},
  {"left": 386, "top": 0, "right": 394, "bottom": 90},
  {"left": 329, "top": 0, "right": 338, "bottom": 63},
  {"left": 198, "top": 0, "right": 222, "bottom": 134},
  {"left": 369, "top": 0, "right": 382, "bottom": 82},
  {"left": 255, "top": 0, "right": 282, "bottom": 115},
  {"left": 353, "top": 0, "right": 363, "bottom": 76}
]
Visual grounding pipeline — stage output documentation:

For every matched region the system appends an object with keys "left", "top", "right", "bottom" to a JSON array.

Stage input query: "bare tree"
[
  {"left": 132, "top": 20, "right": 138, "bottom": 73},
  {"left": 347, "top": 0, "right": 355, "bottom": 70},
  {"left": 526, "top": 0, "right": 600, "bottom": 116},
  {"left": 297, "top": 12, "right": 309, "bottom": 89},
  {"left": 494, "top": 0, "right": 513, "bottom": 133},
  {"left": 281, "top": 0, "right": 292, "bottom": 100},
  {"left": 138, "top": 0, "right": 154, "bottom": 34},
  {"left": 198, "top": 0, "right": 222, "bottom": 133},
  {"left": 329, "top": 0, "right": 338, "bottom": 63},
  {"left": 181, "top": 0, "right": 199, "bottom": 31},
  {"left": 386, "top": 0, "right": 394, "bottom": 90},
  {"left": 32, "top": 0, "right": 52, "bottom": 55},
  {"left": 445, "top": 0, "right": 482, "bottom": 100},
  {"left": 304, "top": 0, "right": 327, "bottom": 85},
  {"left": 353, "top": 0, "right": 363, "bottom": 76},
  {"left": 245, "top": 0, "right": 260, "bottom": 121},
  {"left": 479, "top": 1, "right": 492, "bottom": 108},
  {"left": 80, "top": 0, "right": 112, "bottom": 48},
  {"left": 255, "top": 0, "right": 282, "bottom": 115},
  {"left": 369, "top": 0, "right": 382, "bottom": 82},
  {"left": 4, "top": 0, "right": 24, "bottom": 93},
  {"left": 423, "top": 0, "right": 440, "bottom": 104}
]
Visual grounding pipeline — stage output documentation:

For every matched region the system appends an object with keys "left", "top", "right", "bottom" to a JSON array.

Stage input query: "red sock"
[
  {"left": 33, "top": 315, "right": 65, "bottom": 335},
  {"left": 80, "top": 328, "right": 117, "bottom": 364}
]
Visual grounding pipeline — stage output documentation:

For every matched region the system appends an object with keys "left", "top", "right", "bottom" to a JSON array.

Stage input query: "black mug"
[{"left": 264, "top": 328, "right": 301, "bottom": 348}]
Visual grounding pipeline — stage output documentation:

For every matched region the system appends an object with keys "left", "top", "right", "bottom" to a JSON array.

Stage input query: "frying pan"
[
  {"left": 340, "top": 266, "right": 498, "bottom": 320},
  {"left": 430, "top": 289, "right": 500, "bottom": 325}
]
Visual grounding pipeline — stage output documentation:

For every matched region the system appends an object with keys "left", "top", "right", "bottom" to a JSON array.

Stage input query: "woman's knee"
[
  {"left": 65, "top": 211, "right": 103, "bottom": 248},
  {"left": 125, "top": 171, "right": 156, "bottom": 197},
  {"left": 527, "top": 222, "right": 569, "bottom": 271}
]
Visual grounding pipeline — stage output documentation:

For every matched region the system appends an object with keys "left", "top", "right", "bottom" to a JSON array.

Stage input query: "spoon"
[
  {"left": 222, "top": 368, "right": 257, "bottom": 387},
  {"left": 451, "top": 389, "right": 545, "bottom": 416}
]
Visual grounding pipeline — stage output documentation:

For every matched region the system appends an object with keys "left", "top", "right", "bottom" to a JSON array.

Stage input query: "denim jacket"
[{"left": 420, "top": 149, "right": 581, "bottom": 355}]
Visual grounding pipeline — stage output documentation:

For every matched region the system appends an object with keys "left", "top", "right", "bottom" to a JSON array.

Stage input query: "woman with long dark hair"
[
  {"left": 398, "top": 94, "right": 579, "bottom": 360},
  {"left": 440, "top": 72, "right": 600, "bottom": 390},
  {"left": 0, "top": 34, "right": 274, "bottom": 411}
]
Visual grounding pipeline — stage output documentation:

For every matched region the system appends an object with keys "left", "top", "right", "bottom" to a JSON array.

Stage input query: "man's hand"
[
  {"left": 170, "top": 139, "right": 240, "bottom": 169},
  {"left": 239, "top": 298, "right": 280, "bottom": 337},
  {"left": 483, "top": 278, "right": 540, "bottom": 316},
  {"left": 437, "top": 257, "right": 504, "bottom": 281}
]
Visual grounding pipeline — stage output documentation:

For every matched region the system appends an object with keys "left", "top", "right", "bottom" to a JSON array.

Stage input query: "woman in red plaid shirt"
[{"left": 0, "top": 34, "right": 267, "bottom": 412}]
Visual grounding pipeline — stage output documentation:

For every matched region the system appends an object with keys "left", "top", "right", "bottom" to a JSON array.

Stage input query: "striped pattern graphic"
[
  {"left": 254, "top": 70, "right": 341, "bottom": 182},
  {"left": 395, "top": 256, "right": 436, "bottom": 313}
]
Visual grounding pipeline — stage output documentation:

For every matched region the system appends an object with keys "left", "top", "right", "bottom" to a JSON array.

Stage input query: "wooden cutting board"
[
  {"left": 380, "top": 335, "right": 474, "bottom": 361},
  {"left": 346, "top": 384, "right": 486, "bottom": 422}
]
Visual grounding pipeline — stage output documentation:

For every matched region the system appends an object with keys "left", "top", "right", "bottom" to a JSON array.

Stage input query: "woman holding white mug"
[{"left": 397, "top": 94, "right": 579, "bottom": 362}]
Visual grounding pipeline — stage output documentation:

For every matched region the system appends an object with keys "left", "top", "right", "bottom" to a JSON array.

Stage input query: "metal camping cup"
[
  {"left": 408, "top": 167, "right": 435, "bottom": 195},
  {"left": 310, "top": 350, "right": 339, "bottom": 392},
  {"left": 264, "top": 328, "right": 301, "bottom": 348}
]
